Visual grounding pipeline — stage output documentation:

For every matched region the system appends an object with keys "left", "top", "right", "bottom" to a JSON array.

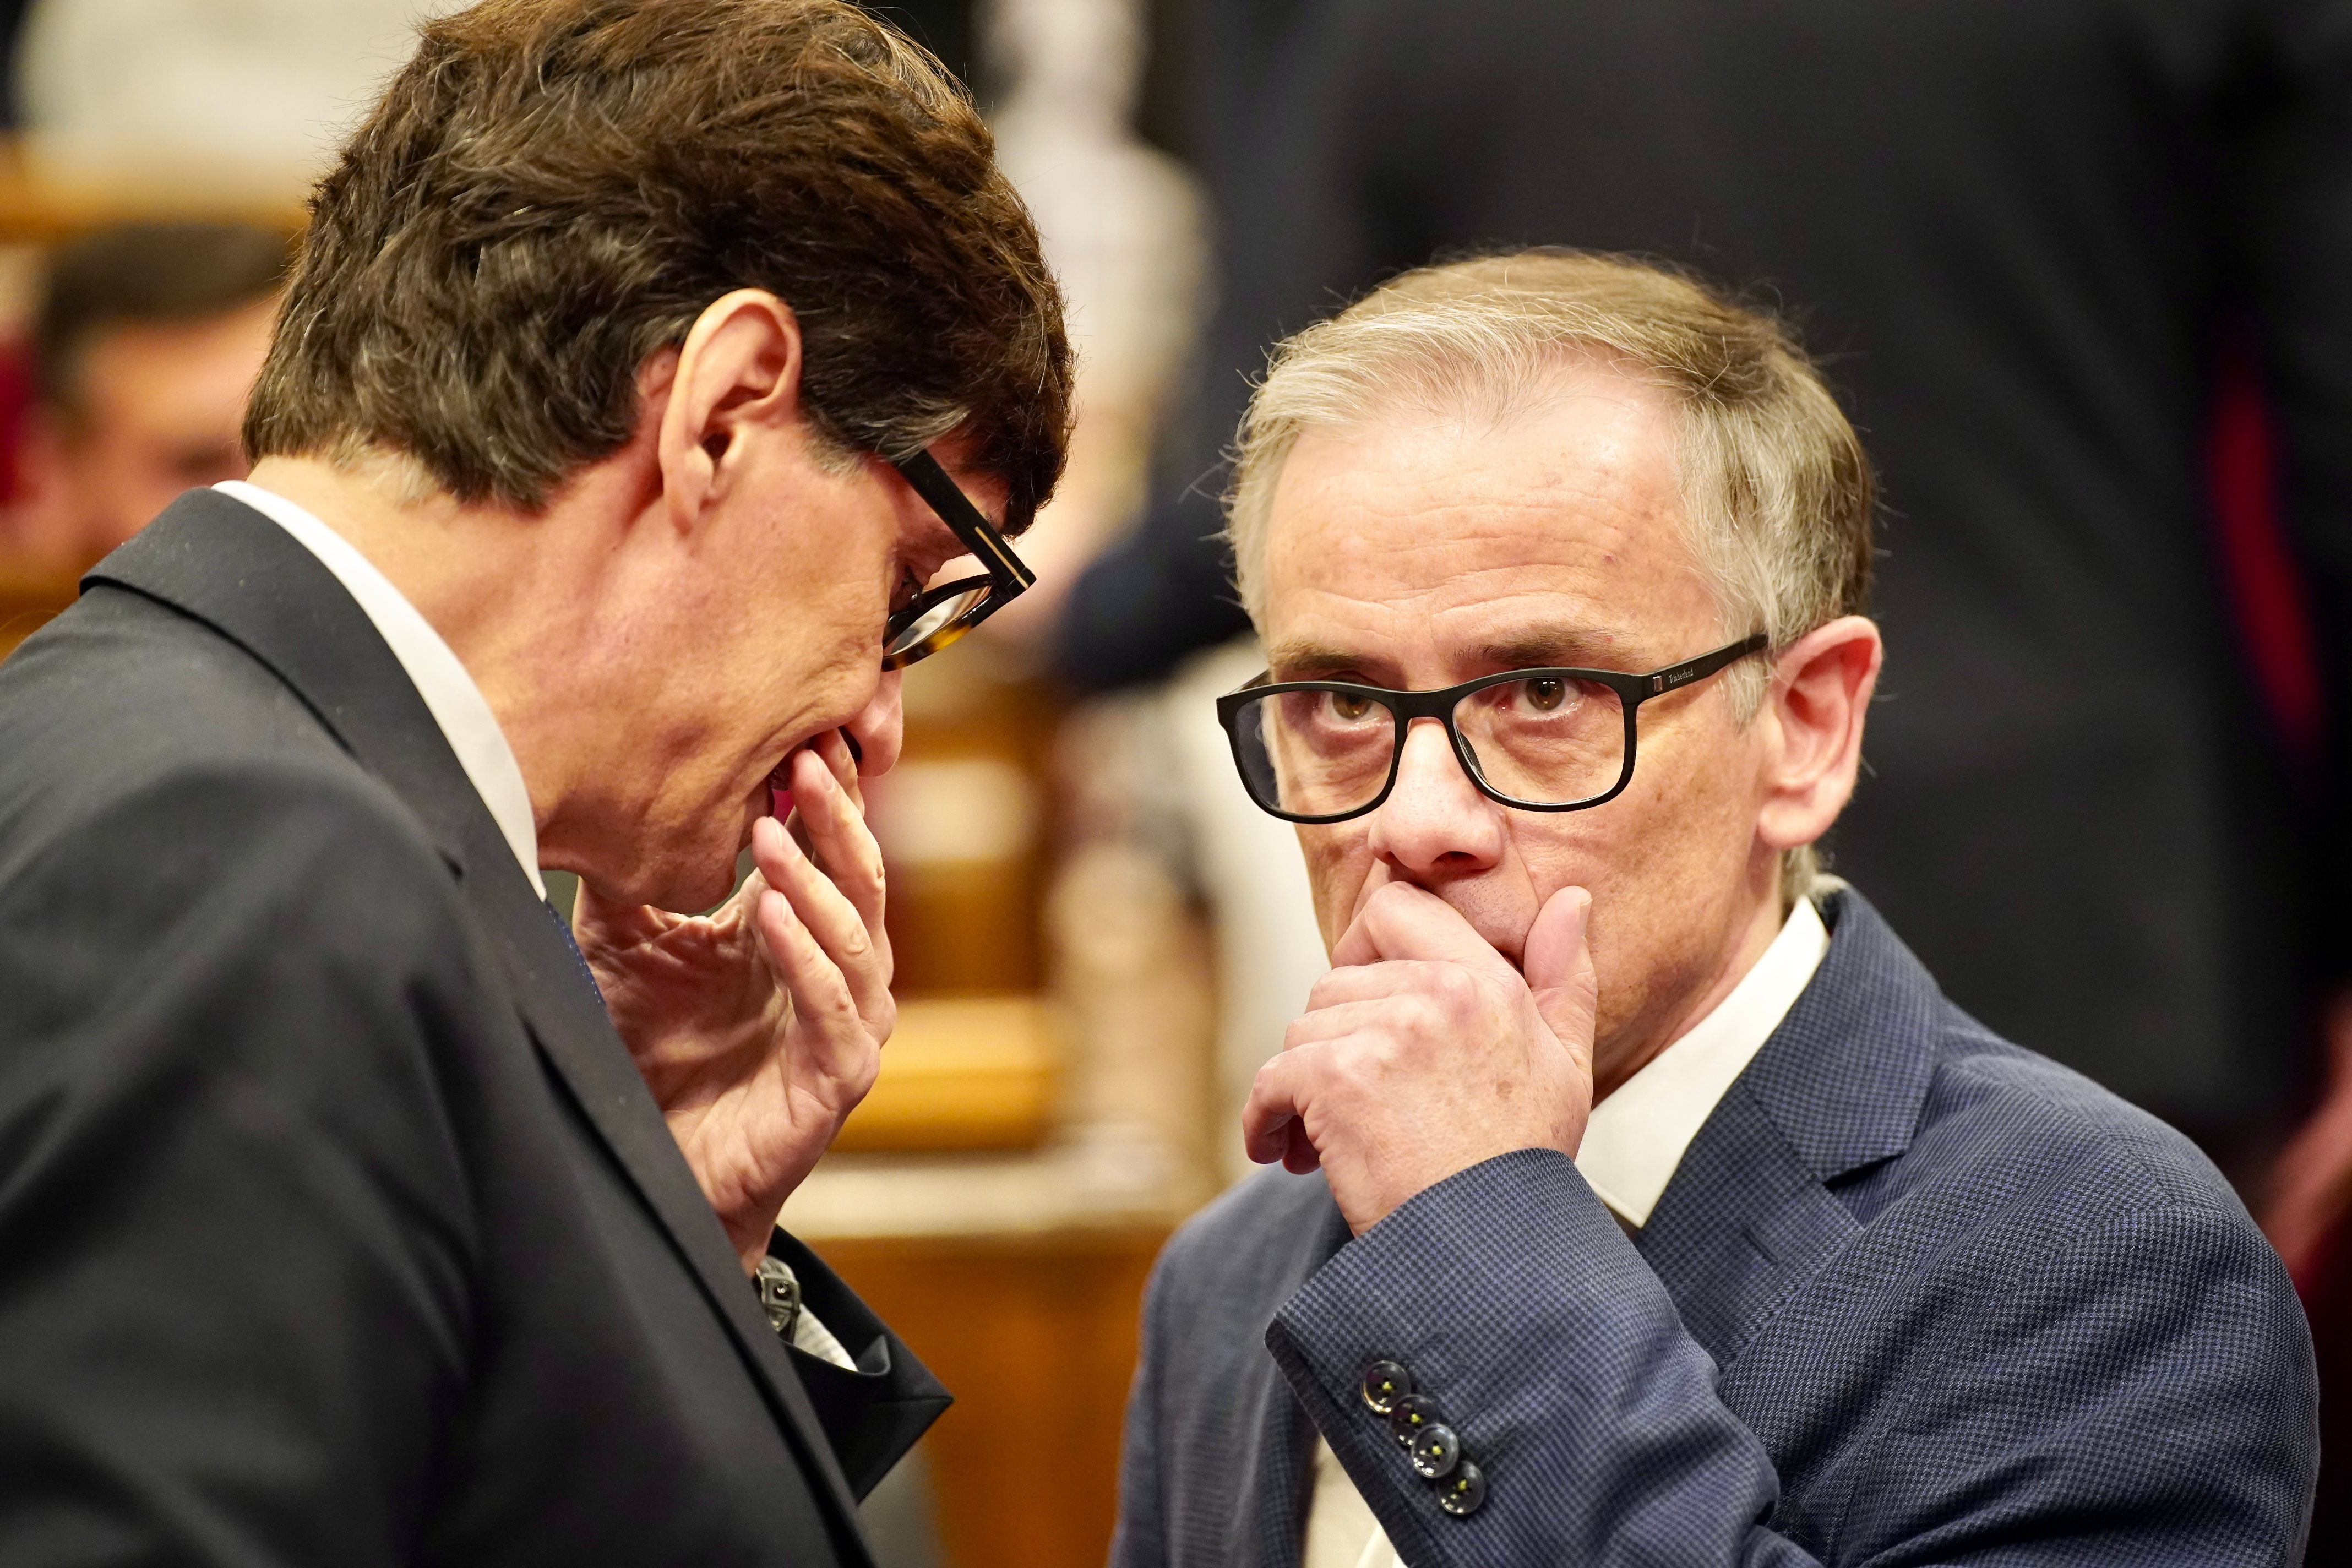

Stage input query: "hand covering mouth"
[{"left": 764, "top": 728, "right": 864, "bottom": 810}]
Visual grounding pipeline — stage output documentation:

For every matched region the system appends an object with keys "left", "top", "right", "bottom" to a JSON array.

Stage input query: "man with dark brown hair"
[
  {"left": 6, "top": 220, "right": 289, "bottom": 574},
  {"left": 0, "top": 2, "right": 1070, "bottom": 1562}
]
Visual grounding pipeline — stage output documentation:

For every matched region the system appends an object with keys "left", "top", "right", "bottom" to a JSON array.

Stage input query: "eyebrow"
[
  {"left": 1264, "top": 623, "right": 1635, "bottom": 685},
  {"left": 1474, "top": 624, "right": 1631, "bottom": 671},
  {"left": 1263, "top": 641, "right": 1385, "bottom": 680}
]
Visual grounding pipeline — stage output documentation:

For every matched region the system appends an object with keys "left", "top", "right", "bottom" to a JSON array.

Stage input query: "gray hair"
[{"left": 1224, "top": 250, "right": 1874, "bottom": 903}]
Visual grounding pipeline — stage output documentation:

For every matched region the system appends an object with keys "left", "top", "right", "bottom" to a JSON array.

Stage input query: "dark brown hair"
[
  {"left": 244, "top": 0, "right": 1071, "bottom": 527},
  {"left": 39, "top": 221, "right": 292, "bottom": 424}
]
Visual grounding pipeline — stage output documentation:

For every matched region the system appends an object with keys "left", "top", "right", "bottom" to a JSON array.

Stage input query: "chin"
[{"left": 620, "top": 827, "right": 750, "bottom": 915}]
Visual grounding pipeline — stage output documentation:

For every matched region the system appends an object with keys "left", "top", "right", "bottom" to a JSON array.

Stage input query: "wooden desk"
[
  {"left": 820, "top": 1227, "right": 1167, "bottom": 1568},
  {"left": 831, "top": 997, "right": 1061, "bottom": 1154}
]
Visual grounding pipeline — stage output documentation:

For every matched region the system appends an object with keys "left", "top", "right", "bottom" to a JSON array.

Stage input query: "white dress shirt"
[
  {"left": 216, "top": 480, "right": 863, "bottom": 1371},
  {"left": 216, "top": 480, "right": 546, "bottom": 901},
  {"left": 1302, "top": 896, "right": 1833, "bottom": 1568}
]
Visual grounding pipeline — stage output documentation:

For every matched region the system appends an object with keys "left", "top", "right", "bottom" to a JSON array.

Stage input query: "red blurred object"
[
  {"left": 0, "top": 335, "right": 35, "bottom": 507},
  {"left": 2205, "top": 339, "right": 2324, "bottom": 767},
  {"left": 2208, "top": 338, "right": 2349, "bottom": 1557}
]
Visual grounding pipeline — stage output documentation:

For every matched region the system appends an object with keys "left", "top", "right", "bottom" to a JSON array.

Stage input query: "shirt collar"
[
  {"left": 1575, "top": 895, "right": 1831, "bottom": 1227},
  {"left": 215, "top": 480, "right": 546, "bottom": 901}
]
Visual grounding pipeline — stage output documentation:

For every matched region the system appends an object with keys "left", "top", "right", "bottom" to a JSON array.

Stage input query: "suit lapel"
[
  {"left": 1240, "top": 1187, "right": 1351, "bottom": 1568},
  {"left": 1637, "top": 891, "right": 1940, "bottom": 1369},
  {"left": 459, "top": 816, "right": 876, "bottom": 1551},
  {"left": 86, "top": 492, "right": 874, "bottom": 1558}
]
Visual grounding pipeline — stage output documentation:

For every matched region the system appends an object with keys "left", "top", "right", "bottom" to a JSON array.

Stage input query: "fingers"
[
  {"left": 1329, "top": 880, "right": 1516, "bottom": 975},
  {"left": 1240, "top": 1048, "right": 1335, "bottom": 1174},
  {"left": 769, "top": 728, "right": 868, "bottom": 849},
  {"left": 1303, "top": 957, "right": 1455, "bottom": 1011},
  {"left": 1522, "top": 885, "right": 1598, "bottom": 1054},
  {"left": 1242, "top": 1047, "right": 1310, "bottom": 1164},
  {"left": 750, "top": 814, "right": 892, "bottom": 1027},
  {"left": 844, "top": 672, "right": 904, "bottom": 778},
  {"left": 568, "top": 872, "right": 682, "bottom": 953},
  {"left": 809, "top": 726, "right": 868, "bottom": 815},
  {"left": 1283, "top": 989, "right": 1444, "bottom": 1051},
  {"left": 785, "top": 741, "right": 884, "bottom": 933},
  {"left": 749, "top": 875, "right": 891, "bottom": 1085}
]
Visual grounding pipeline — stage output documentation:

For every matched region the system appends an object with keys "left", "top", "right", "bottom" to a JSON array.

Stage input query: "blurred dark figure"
[
  {"left": 2, "top": 221, "right": 287, "bottom": 575},
  {"left": 862, "top": 1, "right": 973, "bottom": 91},
  {"left": 1071, "top": 0, "right": 2352, "bottom": 1167},
  {"left": 0, "top": 0, "right": 32, "bottom": 126}
]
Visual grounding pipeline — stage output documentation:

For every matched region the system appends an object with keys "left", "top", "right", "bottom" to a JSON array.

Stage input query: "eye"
[
  {"left": 1329, "top": 691, "right": 1376, "bottom": 722},
  {"left": 1522, "top": 678, "right": 1568, "bottom": 712}
]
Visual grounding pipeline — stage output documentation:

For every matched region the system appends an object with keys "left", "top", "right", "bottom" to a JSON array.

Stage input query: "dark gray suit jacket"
[
  {"left": 1114, "top": 891, "right": 2320, "bottom": 1566},
  {"left": 0, "top": 491, "right": 946, "bottom": 1564}
]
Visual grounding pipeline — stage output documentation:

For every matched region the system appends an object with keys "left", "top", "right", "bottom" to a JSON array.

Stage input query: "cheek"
[{"left": 1293, "top": 825, "right": 1370, "bottom": 950}]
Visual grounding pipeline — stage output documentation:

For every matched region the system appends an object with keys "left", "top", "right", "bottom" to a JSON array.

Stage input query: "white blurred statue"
[
  {"left": 978, "top": 0, "right": 1205, "bottom": 642},
  {"left": 985, "top": 0, "right": 1325, "bottom": 1188},
  {"left": 16, "top": 0, "right": 462, "bottom": 190}
]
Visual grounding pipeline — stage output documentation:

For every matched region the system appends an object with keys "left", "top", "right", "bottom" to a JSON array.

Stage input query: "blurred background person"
[{"left": 0, "top": 221, "right": 287, "bottom": 575}]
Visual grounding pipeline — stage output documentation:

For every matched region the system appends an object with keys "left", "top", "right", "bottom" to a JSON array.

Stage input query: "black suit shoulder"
[
  {"left": 0, "top": 519, "right": 930, "bottom": 1565},
  {"left": 0, "top": 589, "right": 522, "bottom": 1564},
  {"left": 0, "top": 581, "right": 380, "bottom": 862}
]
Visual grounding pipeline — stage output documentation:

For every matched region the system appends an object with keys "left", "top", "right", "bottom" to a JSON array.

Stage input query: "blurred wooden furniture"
[
  {"left": 877, "top": 646, "right": 1062, "bottom": 999},
  {"left": 0, "top": 566, "right": 72, "bottom": 660},
  {"left": 0, "top": 141, "right": 304, "bottom": 245},
  {"left": 821, "top": 1227, "right": 1166, "bottom": 1568},
  {"left": 832, "top": 997, "right": 1060, "bottom": 1153}
]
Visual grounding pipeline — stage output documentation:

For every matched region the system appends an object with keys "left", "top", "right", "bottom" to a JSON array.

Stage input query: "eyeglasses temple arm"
[
  {"left": 890, "top": 450, "right": 1037, "bottom": 592},
  {"left": 1641, "top": 631, "right": 1771, "bottom": 696}
]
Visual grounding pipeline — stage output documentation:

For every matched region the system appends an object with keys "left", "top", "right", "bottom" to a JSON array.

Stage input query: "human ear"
[
  {"left": 1754, "top": 615, "right": 1882, "bottom": 856},
  {"left": 654, "top": 288, "right": 805, "bottom": 533}
]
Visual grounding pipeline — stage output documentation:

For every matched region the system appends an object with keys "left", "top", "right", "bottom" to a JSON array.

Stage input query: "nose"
[
  {"left": 1364, "top": 716, "right": 1505, "bottom": 878},
  {"left": 843, "top": 671, "right": 904, "bottom": 776}
]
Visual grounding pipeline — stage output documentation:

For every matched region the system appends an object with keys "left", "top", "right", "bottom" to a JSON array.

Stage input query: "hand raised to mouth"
[
  {"left": 571, "top": 728, "right": 894, "bottom": 1272},
  {"left": 1243, "top": 879, "right": 1598, "bottom": 1235}
]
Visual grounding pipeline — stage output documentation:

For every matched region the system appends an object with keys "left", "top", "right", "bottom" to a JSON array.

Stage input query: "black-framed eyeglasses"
[
  {"left": 881, "top": 449, "right": 1037, "bottom": 669},
  {"left": 1216, "top": 633, "right": 1769, "bottom": 824}
]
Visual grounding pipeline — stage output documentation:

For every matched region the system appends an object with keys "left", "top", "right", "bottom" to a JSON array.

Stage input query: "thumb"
[{"left": 1523, "top": 886, "right": 1598, "bottom": 1059}]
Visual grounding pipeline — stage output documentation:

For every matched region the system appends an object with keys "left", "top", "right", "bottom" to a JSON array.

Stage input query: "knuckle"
[{"left": 1427, "top": 963, "right": 1478, "bottom": 1014}]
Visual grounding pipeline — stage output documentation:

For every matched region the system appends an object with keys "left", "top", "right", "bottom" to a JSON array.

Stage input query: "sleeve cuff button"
[
  {"left": 1408, "top": 1422, "right": 1461, "bottom": 1479},
  {"left": 1438, "top": 1458, "right": 1487, "bottom": 1518},
  {"left": 1359, "top": 1359, "right": 1413, "bottom": 1415},
  {"left": 1386, "top": 1392, "right": 1444, "bottom": 1447}
]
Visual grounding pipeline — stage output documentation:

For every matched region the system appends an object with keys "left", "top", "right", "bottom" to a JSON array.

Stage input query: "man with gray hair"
[{"left": 1112, "top": 252, "right": 2318, "bottom": 1565}]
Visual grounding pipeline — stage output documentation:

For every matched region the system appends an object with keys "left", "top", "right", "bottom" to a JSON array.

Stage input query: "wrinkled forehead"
[{"left": 1257, "top": 374, "right": 1721, "bottom": 679}]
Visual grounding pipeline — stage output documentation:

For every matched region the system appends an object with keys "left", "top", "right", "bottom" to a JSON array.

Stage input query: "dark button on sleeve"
[
  {"left": 1386, "top": 1392, "right": 1444, "bottom": 1447},
  {"left": 1360, "top": 1359, "right": 1413, "bottom": 1415},
  {"left": 1436, "top": 1458, "right": 1486, "bottom": 1518},
  {"left": 1408, "top": 1422, "right": 1461, "bottom": 1479}
]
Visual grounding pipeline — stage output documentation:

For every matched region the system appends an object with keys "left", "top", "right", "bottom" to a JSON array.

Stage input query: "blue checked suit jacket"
[{"left": 1112, "top": 891, "right": 2320, "bottom": 1566}]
